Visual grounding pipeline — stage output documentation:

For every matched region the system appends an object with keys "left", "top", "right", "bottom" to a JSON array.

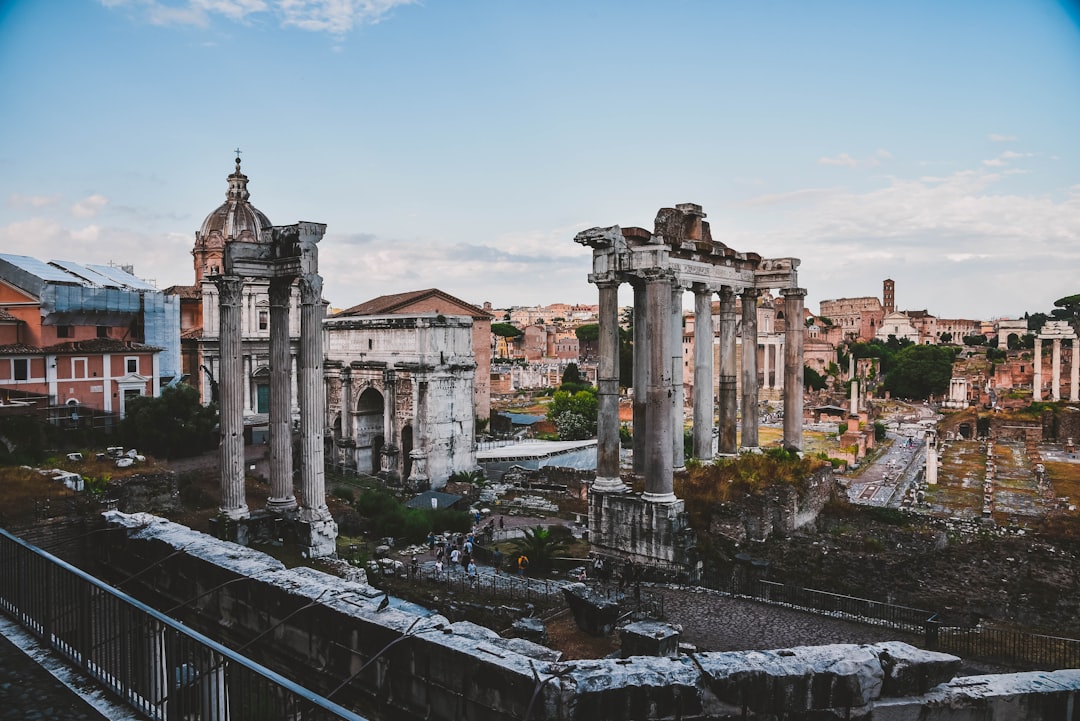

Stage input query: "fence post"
[{"left": 924, "top": 615, "right": 941, "bottom": 650}]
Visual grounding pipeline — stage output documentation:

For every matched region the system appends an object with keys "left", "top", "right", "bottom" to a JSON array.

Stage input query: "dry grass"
[{"left": 1046, "top": 461, "right": 1080, "bottom": 509}]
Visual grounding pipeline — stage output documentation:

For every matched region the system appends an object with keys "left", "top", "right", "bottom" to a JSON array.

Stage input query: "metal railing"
[
  {"left": 933, "top": 624, "right": 1080, "bottom": 672},
  {"left": 0, "top": 528, "right": 367, "bottom": 721}
]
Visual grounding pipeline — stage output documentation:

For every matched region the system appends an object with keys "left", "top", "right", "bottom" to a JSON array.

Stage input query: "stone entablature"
[{"left": 324, "top": 313, "right": 477, "bottom": 489}]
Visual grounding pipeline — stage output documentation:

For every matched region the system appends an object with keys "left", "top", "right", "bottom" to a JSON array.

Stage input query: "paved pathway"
[{"left": 0, "top": 618, "right": 135, "bottom": 721}]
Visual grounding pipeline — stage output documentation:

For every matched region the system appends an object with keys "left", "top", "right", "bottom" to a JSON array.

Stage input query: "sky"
[{"left": 1, "top": 1, "right": 1079, "bottom": 321}]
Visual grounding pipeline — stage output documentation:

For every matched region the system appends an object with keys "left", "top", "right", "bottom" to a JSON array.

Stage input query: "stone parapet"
[{"left": 99, "top": 512, "right": 1080, "bottom": 721}]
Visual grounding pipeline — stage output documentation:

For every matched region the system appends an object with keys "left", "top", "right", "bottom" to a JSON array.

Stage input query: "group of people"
[{"left": 429, "top": 530, "right": 479, "bottom": 580}]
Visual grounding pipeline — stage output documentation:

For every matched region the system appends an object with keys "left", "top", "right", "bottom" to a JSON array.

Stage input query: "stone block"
[
  {"left": 511, "top": 617, "right": 548, "bottom": 645},
  {"left": 562, "top": 582, "right": 622, "bottom": 636},
  {"left": 696, "top": 644, "right": 883, "bottom": 713},
  {"left": 871, "top": 641, "right": 961, "bottom": 697},
  {"left": 620, "top": 621, "right": 681, "bottom": 658}
]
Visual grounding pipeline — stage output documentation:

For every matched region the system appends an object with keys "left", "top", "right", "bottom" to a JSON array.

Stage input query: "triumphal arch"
[{"left": 576, "top": 203, "right": 804, "bottom": 571}]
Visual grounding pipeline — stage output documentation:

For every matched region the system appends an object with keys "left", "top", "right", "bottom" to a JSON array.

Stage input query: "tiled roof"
[
  {"left": 180, "top": 326, "right": 204, "bottom": 340},
  {"left": 0, "top": 343, "right": 42, "bottom": 355},
  {"left": 42, "top": 339, "right": 162, "bottom": 354},
  {"left": 164, "top": 285, "right": 201, "bottom": 299},
  {"left": 335, "top": 288, "right": 491, "bottom": 320}
]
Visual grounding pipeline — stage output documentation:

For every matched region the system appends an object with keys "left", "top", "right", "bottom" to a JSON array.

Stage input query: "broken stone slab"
[
  {"left": 871, "top": 641, "right": 961, "bottom": 697},
  {"left": 695, "top": 644, "right": 884, "bottom": 713},
  {"left": 563, "top": 582, "right": 623, "bottom": 637},
  {"left": 872, "top": 669, "right": 1080, "bottom": 721},
  {"left": 511, "top": 616, "right": 548, "bottom": 645}
]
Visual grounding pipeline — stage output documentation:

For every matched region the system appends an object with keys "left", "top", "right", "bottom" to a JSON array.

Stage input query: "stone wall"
[
  {"left": 588, "top": 493, "right": 697, "bottom": 571},
  {"left": 708, "top": 466, "right": 836, "bottom": 544},
  {"left": 94, "top": 512, "right": 1080, "bottom": 721}
]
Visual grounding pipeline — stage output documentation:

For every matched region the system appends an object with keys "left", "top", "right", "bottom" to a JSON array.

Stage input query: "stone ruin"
[
  {"left": 575, "top": 203, "right": 805, "bottom": 574},
  {"left": 99, "top": 511, "right": 1080, "bottom": 721}
]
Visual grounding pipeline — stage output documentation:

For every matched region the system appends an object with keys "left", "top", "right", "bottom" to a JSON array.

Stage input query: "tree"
[
  {"left": 510, "top": 525, "right": 570, "bottom": 574},
  {"left": 963, "top": 335, "right": 987, "bottom": 347},
  {"left": 491, "top": 322, "right": 522, "bottom": 338},
  {"left": 575, "top": 323, "right": 599, "bottom": 361},
  {"left": 882, "top": 344, "right": 956, "bottom": 399},
  {"left": 1052, "top": 294, "right": 1080, "bottom": 327},
  {"left": 120, "top": 384, "right": 218, "bottom": 459},
  {"left": 561, "top": 363, "right": 581, "bottom": 386},
  {"left": 546, "top": 389, "right": 598, "bottom": 440},
  {"left": 804, "top": 365, "right": 827, "bottom": 391},
  {"left": 939, "top": 332, "right": 953, "bottom": 344}
]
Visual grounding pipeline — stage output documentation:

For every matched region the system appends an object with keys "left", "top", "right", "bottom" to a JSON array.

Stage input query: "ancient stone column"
[
  {"left": 762, "top": 339, "right": 772, "bottom": 389},
  {"left": 340, "top": 367, "right": 353, "bottom": 441},
  {"left": 671, "top": 284, "right": 685, "bottom": 471},
  {"left": 692, "top": 284, "right": 714, "bottom": 461},
  {"left": 381, "top": 369, "right": 399, "bottom": 479},
  {"left": 267, "top": 277, "right": 296, "bottom": 513},
  {"left": 782, "top": 288, "right": 806, "bottom": 451},
  {"left": 632, "top": 281, "right": 649, "bottom": 476},
  {"left": 925, "top": 429, "right": 938, "bottom": 485},
  {"left": 849, "top": 353, "right": 858, "bottom": 418},
  {"left": 1072, "top": 342, "right": 1079, "bottom": 403},
  {"left": 775, "top": 337, "right": 785, "bottom": 391},
  {"left": 1034, "top": 336, "right": 1043, "bottom": 401},
  {"left": 740, "top": 289, "right": 760, "bottom": 451},
  {"left": 216, "top": 276, "right": 248, "bottom": 519},
  {"left": 298, "top": 274, "right": 330, "bottom": 520},
  {"left": 1052, "top": 338, "right": 1062, "bottom": 402},
  {"left": 594, "top": 280, "right": 627, "bottom": 492},
  {"left": 644, "top": 272, "right": 675, "bottom": 503},
  {"left": 717, "top": 287, "right": 738, "bottom": 455}
]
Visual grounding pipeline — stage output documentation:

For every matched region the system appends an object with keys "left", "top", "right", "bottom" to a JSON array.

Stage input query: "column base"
[
  {"left": 641, "top": 491, "right": 678, "bottom": 504},
  {"left": 266, "top": 496, "right": 298, "bottom": 514},
  {"left": 739, "top": 446, "right": 761, "bottom": 454},
  {"left": 218, "top": 505, "right": 250, "bottom": 521},
  {"left": 592, "top": 477, "right": 630, "bottom": 493}
]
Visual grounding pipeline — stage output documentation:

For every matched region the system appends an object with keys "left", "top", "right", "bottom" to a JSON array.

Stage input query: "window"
[
  {"left": 125, "top": 357, "right": 139, "bottom": 374},
  {"left": 12, "top": 359, "right": 27, "bottom": 381},
  {"left": 97, "top": 326, "right": 109, "bottom": 338},
  {"left": 57, "top": 325, "right": 72, "bottom": 338},
  {"left": 258, "top": 310, "right": 268, "bottom": 331},
  {"left": 72, "top": 358, "right": 88, "bottom": 379}
]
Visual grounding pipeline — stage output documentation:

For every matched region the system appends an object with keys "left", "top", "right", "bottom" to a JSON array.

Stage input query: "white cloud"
[
  {"left": 818, "top": 152, "right": 858, "bottom": 168},
  {"left": 818, "top": 149, "right": 893, "bottom": 169},
  {"left": 988, "top": 133, "right": 1018, "bottom": 142},
  {"left": 71, "top": 194, "right": 110, "bottom": 218},
  {"left": 7, "top": 193, "right": 61, "bottom": 209},
  {"left": 982, "top": 158, "right": 1006, "bottom": 167},
  {"left": 101, "top": 0, "right": 416, "bottom": 34}
]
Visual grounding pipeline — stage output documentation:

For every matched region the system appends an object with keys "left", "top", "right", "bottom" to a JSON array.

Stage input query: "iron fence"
[
  {"left": 933, "top": 624, "right": 1080, "bottom": 672},
  {"left": 0, "top": 528, "right": 367, "bottom": 721}
]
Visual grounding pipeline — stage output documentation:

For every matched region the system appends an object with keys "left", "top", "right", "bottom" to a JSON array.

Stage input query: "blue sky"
[{"left": 1, "top": 1, "right": 1079, "bottom": 320}]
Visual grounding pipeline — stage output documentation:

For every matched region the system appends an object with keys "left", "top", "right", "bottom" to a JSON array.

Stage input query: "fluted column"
[
  {"left": 692, "top": 284, "right": 714, "bottom": 461},
  {"left": 381, "top": 369, "right": 399, "bottom": 479},
  {"left": 632, "top": 281, "right": 649, "bottom": 476},
  {"left": 1052, "top": 338, "right": 1062, "bottom": 402},
  {"left": 644, "top": 272, "right": 675, "bottom": 502},
  {"left": 1034, "top": 337, "right": 1043, "bottom": 401},
  {"left": 671, "top": 284, "right": 685, "bottom": 471},
  {"left": 216, "top": 276, "right": 248, "bottom": 519},
  {"left": 762, "top": 340, "right": 772, "bottom": 389},
  {"left": 782, "top": 288, "right": 806, "bottom": 451},
  {"left": 340, "top": 367, "right": 353, "bottom": 441},
  {"left": 1072, "top": 342, "right": 1079, "bottom": 402},
  {"left": 267, "top": 277, "right": 296, "bottom": 513},
  {"left": 717, "top": 287, "right": 738, "bottom": 455},
  {"left": 594, "top": 280, "right": 626, "bottom": 492},
  {"left": 740, "top": 289, "right": 760, "bottom": 450},
  {"left": 298, "top": 274, "right": 329, "bottom": 520}
]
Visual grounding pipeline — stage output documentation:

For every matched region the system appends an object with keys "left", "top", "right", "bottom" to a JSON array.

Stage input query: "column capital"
[
  {"left": 781, "top": 287, "right": 808, "bottom": 299},
  {"left": 594, "top": 278, "right": 621, "bottom": 290},
  {"left": 269, "top": 276, "right": 293, "bottom": 305},
  {"left": 299, "top": 273, "right": 322, "bottom": 303},
  {"left": 717, "top": 286, "right": 735, "bottom": 301},
  {"left": 741, "top": 287, "right": 761, "bottom": 300},
  {"left": 215, "top": 275, "right": 244, "bottom": 305}
]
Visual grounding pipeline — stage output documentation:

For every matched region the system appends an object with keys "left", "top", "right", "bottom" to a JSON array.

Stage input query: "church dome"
[{"left": 198, "top": 155, "right": 271, "bottom": 241}]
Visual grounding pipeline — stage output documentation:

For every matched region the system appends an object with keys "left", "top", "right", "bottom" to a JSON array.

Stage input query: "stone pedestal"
[{"left": 588, "top": 490, "right": 696, "bottom": 573}]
